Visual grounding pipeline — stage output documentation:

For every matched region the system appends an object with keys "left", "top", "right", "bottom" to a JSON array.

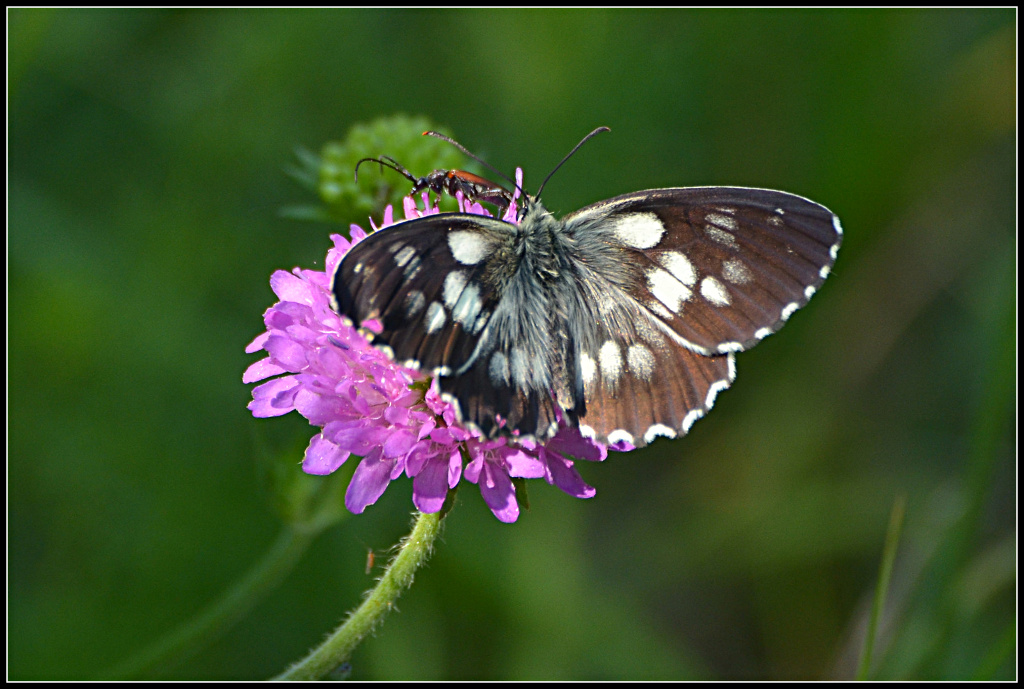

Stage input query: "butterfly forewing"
[
  {"left": 564, "top": 187, "right": 842, "bottom": 355},
  {"left": 332, "top": 214, "right": 513, "bottom": 375}
]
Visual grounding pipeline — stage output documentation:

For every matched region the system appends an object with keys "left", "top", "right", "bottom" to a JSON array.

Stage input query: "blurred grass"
[{"left": 8, "top": 8, "right": 1015, "bottom": 680}]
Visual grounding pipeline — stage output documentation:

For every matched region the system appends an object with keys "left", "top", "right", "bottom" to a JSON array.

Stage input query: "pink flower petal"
[
  {"left": 547, "top": 429, "right": 607, "bottom": 462},
  {"left": 447, "top": 448, "right": 462, "bottom": 488},
  {"left": 269, "top": 270, "right": 313, "bottom": 304},
  {"left": 242, "top": 357, "right": 287, "bottom": 383},
  {"left": 248, "top": 376, "right": 300, "bottom": 417},
  {"left": 245, "top": 331, "right": 271, "bottom": 354},
  {"left": 264, "top": 335, "right": 309, "bottom": 371},
  {"left": 505, "top": 447, "right": 546, "bottom": 479},
  {"left": 345, "top": 449, "right": 394, "bottom": 513},
  {"left": 302, "top": 433, "right": 350, "bottom": 475},
  {"left": 478, "top": 461, "right": 519, "bottom": 523},
  {"left": 382, "top": 429, "right": 417, "bottom": 458},
  {"left": 544, "top": 452, "right": 596, "bottom": 499},
  {"left": 412, "top": 456, "right": 450, "bottom": 513}
]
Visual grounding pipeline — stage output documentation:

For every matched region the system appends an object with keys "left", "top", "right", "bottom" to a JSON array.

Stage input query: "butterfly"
[{"left": 332, "top": 129, "right": 842, "bottom": 448}]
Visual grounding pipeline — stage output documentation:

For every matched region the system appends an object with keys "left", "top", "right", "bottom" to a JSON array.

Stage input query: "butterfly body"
[{"left": 332, "top": 185, "right": 841, "bottom": 448}]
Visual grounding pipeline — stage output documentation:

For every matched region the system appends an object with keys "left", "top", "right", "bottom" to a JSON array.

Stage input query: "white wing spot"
[
  {"left": 819, "top": 264, "right": 831, "bottom": 280},
  {"left": 403, "top": 290, "right": 426, "bottom": 317},
  {"left": 610, "top": 212, "right": 665, "bottom": 249},
  {"left": 755, "top": 327, "right": 772, "bottom": 340},
  {"left": 659, "top": 251, "right": 696, "bottom": 286},
  {"left": 706, "top": 379, "right": 730, "bottom": 408},
  {"left": 722, "top": 259, "right": 752, "bottom": 285},
  {"left": 599, "top": 340, "right": 623, "bottom": 384},
  {"left": 717, "top": 341, "right": 743, "bottom": 353},
  {"left": 403, "top": 255, "right": 422, "bottom": 279},
  {"left": 706, "top": 212, "right": 739, "bottom": 232},
  {"left": 393, "top": 245, "right": 416, "bottom": 268},
  {"left": 644, "top": 424, "right": 677, "bottom": 444},
  {"left": 682, "top": 408, "right": 704, "bottom": 434},
  {"left": 488, "top": 351, "right": 510, "bottom": 386},
  {"left": 608, "top": 430, "right": 634, "bottom": 446},
  {"left": 832, "top": 215, "right": 843, "bottom": 235},
  {"left": 448, "top": 230, "right": 491, "bottom": 265},
  {"left": 626, "top": 344, "right": 656, "bottom": 381},
  {"left": 647, "top": 299, "right": 675, "bottom": 321},
  {"left": 580, "top": 351, "right": 597, "bottom": 391},
  {"left": 648, "top": 267, "right": 692, "bottom": 312},
  {"left": 544, "top": 421, "right": 560, "bottom": 439},
  {"left": 451, "top": 282, "right": 482, "bottom": 326},
  {"left": 636, "top": 320, "right": 667, "bottom": 348},
  {"left": 700, "top": 276, "right": 731, "bottom": 306},
  {"left": 805, "top": 284, "right": 817, "bottom": 299},
  {"left": 705, "top": 226, "right": 738, "bottom": 247},
  {"left": 471, "top": 310, "right": 490, "bottom": 335},
  {"left": 781, "top": 302, "right": 799, "bottom": 321},
  {"left": 442, "top": 271, "right": 467, "bottom": 309},
  {"left": 425, "top": 302, "right": 445, "bottom": 334}
]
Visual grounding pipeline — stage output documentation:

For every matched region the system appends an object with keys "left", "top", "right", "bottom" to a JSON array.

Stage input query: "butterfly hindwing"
[
  {"left": 564, "top": 187, "right": 842, "bottom": 355},
  {"left": 436, "top": 344, "right": 561, "bottom": 441},
  {"left": 555, "top": 248, "right": 736, "bottom": 447}
]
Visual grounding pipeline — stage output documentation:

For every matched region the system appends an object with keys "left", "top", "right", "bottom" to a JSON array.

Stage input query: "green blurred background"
[{"left": 8, "top": 8, "right": 1015, "bottom": 680}]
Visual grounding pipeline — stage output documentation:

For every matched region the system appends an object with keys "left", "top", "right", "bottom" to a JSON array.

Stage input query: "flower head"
[{"left": 245, "top": 177, "right": 617, "bottom": 522}]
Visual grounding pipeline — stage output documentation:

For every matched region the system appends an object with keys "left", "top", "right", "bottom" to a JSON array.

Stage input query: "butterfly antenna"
[
  {"left": 422, "top": 131, "right": 522, "bottom": 196},
  {"left": 535, "top": 126, "right": 610, "bottom": 201},
  {"left": 354, "top": 156, "right": 416, "bottom": 183}
]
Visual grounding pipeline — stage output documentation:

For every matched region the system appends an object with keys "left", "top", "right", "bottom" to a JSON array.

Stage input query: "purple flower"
[{"left": 245, "top": 177, "right": 617, "bottom": 522}]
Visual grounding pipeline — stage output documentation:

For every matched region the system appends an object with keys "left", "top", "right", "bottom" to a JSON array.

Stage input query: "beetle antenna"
[
  {"left": 535, "top": 126, "right": 610, "bottom": 201},
  {"left": 354, "top": 156, "right": 416, "bottom": 183},
  {"left": 422, "top": 131, "right": 523, "bottom": 197}
]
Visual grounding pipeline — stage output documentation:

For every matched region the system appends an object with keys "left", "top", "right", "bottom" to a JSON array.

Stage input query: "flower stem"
[
  {"left": 274, "top": 509, "right": 446, "bottom": 681},
  {"left": 105, "top": 524, "right": 317, "bottom": 679}
]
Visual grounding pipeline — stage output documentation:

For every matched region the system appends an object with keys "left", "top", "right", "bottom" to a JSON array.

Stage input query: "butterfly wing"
[
  {"left": 332, "top": 213, "right": 514, "bottom": 375},
  {"left": 563, "top": 187, "right": 842, "bottom": 355},
  {"left": 558, "top": 270, "right": 737, "bottom": 448},
  {"left": 557, "top": 187, "right": 841, "bottom": 446}
]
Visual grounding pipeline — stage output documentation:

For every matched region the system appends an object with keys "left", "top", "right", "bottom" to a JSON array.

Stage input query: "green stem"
[
  {"left": 856, "top": 494, "right": 906, "bottom": 680},
  {"left": 275, "top": 509, "right": 445, "bottom": 681},
  {"left": 105, "top": 524, "right": 317, "bottom": 679}
]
